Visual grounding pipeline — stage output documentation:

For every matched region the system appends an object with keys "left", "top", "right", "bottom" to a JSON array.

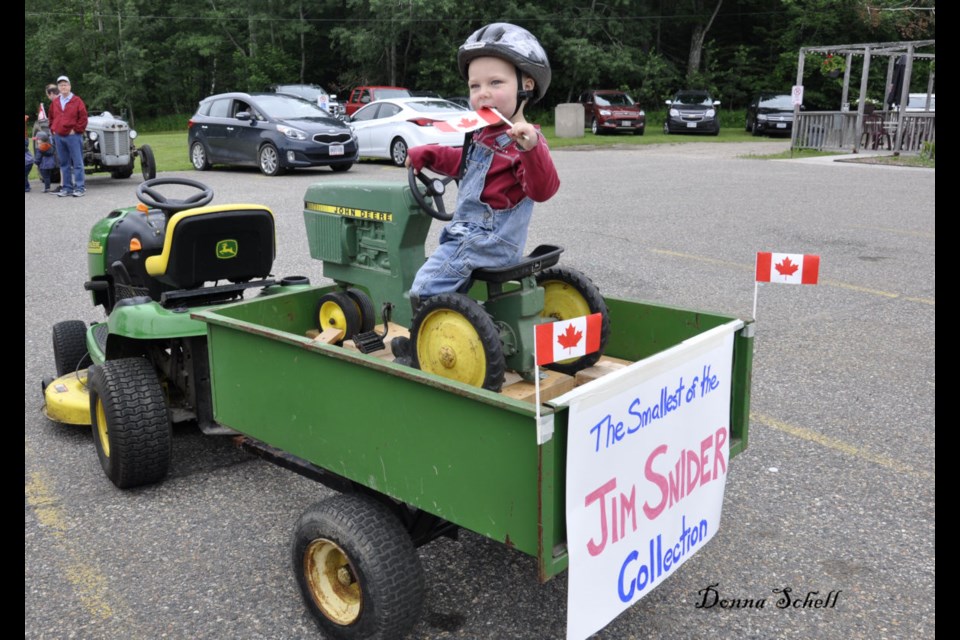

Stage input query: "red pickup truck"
[{"left": 343, "top": 86, "right": 411, "bottom": 116}]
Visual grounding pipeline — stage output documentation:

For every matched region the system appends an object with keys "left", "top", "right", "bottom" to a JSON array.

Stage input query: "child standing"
[
  {"left": 405, "top": 22, "right": 559, "bottom": 306},
  {"left": 34, "top": 131, "right": 58, "bottom": 192}
]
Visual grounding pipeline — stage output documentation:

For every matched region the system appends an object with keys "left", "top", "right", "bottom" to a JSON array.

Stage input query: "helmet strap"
[{"left": 512, "top": 68, "right": 534, "bottom": 118}]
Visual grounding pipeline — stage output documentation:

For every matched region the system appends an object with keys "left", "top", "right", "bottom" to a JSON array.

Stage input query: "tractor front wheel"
[
  {"left": 316, "top": 291, "right": 363, "bottom": 345},
  {"left": 52, "top": 320, "right": 89, "bottom": 377},
  {"left": 293, "top": 494, "right": 424, "bottom": 640},
  {"left": 88, "top": 358, "right": 171, "bottom": 489}
]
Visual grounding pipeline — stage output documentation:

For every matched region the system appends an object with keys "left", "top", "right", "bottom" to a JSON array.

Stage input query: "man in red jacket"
[{"left": 49, "top": 75, "right": 88, "bottom": 197}]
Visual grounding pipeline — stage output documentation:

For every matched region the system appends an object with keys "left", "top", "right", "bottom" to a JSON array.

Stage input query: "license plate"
[
  {"left": 622, "top": 120, "right": 632, "bottom": 127},
  {"left": 777, "top": 123, "right": 787, "bottom": 128},
  {"left": 686, "top": 122, "right": 697, "bottom": 128},
  {"left": 330, "top": 144, "right": 344, "bottom": 156}
]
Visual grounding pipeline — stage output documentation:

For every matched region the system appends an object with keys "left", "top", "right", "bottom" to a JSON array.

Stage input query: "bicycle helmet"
[{"left": 457, "top": 23, "right": 551, "bottom": 105}]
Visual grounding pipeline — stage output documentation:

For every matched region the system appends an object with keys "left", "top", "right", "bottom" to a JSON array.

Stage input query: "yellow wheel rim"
[
  {"left": 95, "top": 398, "right": 110, "bottom": 458},
  {"left": 319, "top": 301, "right": 349, "bottom": 332},
  {"left": 416, "top": 309, "right": 488, "bottom": 388},
  {"left": 541, "top": 281, "right": 591, "bottom": 365},
  {"left": 303, "top": 539, "right": 361, "bottom": 625}
]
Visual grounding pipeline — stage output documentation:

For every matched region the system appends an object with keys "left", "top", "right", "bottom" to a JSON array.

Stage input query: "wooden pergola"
[{"left": 792, "top": 40, "right": 935, "bottom": 153}]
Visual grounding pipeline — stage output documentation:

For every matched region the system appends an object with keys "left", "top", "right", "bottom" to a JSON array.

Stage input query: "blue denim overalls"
[{"left": 410, "top": 135, "right": 534, "bottom": 299}]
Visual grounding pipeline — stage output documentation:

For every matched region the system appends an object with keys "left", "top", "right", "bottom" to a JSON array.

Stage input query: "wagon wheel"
[
  {"left": 411, "top": 293, "right": 505, "bottom": 392},
  {"left": 345, "top": 288, "right": 376, "bottom": 333},
  {"left": 536, "top": 266, "right": 610, "bottom": 374},
  {"left": 52, "top": 320, "right": 90, "bottom": 377},
  {"left": 88, "top": 358, "right": 171, "bottom": 489},
  {"left": 293, "top": 494, "right": 425, "bottom": 640},
  {"left": 315, "top": 291, "right": 363, "bottom": 345}
]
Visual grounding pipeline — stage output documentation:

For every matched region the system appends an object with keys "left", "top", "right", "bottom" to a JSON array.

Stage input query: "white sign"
[
  {"left": 792, "top": 85, "right": 804, "bottom": 106},
  {"left": 562, "top": 322, "right": 739, "bottom": 640}
]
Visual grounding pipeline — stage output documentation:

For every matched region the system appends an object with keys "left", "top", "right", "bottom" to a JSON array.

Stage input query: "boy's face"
[{"left": 467, "top": 56, "right": 534, "bottom": 115}]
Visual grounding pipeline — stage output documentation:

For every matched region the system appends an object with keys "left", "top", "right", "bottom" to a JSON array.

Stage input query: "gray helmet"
[{"left": 457, "top": 23, "right": 551, "bottom": 103}]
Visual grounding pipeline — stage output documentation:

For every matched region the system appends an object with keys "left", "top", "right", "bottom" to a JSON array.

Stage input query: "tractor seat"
[
  {"left": 145, "top": 204, "right": 275, "bottom": 290},
  {"left": 471, "top": 245, "right": 563, "bottom": 283}
]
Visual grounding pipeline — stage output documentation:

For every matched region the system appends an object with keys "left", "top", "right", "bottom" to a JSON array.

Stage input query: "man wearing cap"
[{"left": 49, "top": 75, "right": 88, "bottom": 197}]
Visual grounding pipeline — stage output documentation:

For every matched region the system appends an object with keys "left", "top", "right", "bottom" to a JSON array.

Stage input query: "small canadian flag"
[
  {"left": 535, "top": 313, "right": 602, "bottom": 366},
  {"left": 756, "top": 252, "right": 820, "bottom": 285},
  {"left": 38, "top": 103, "right": 47, "bottom": 121},
  {"left": 433, "top": 107, "right": 502, "bottom": 134}
]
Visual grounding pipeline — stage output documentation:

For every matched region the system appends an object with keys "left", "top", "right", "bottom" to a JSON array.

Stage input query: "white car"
[
  {"left": 348, "top": 97, "right": 468, "bottom": 166},
  {"left": 905, "top": 93, "right": 935, "bottom": 112}
]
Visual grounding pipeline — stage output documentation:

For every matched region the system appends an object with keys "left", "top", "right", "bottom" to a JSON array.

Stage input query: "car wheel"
[
  {"left": 663, "top": 123, "right": 670, "bottom": 135},
  {"left": 330, "top": 162, "right": 353, "bottom": 173},
  {"left": 633, "top": 127, "right": 644, "bottom": 136},
  {"left": 190, "top": 141, "right": 211, "bottom": 171},
  {"left": 745, "top": 118, "right": 752, "bottom": 132},
  {"left": 390, "top": 138, "right": 408, "bottom": 167},
  {"left": 590, "top": 118, "right": 601, "bottom": 135},
  {"left": 712, "top": 127, "right": 721, "bottom": 137},
  {"left": 139, "top": 144, "right": 157, "bottom": 180},
  {"left": 750, "top": 121, "right": 761, "bottom": 136},
  {"left": 258, "top": 143, "right": 284, "bottom": 176}
]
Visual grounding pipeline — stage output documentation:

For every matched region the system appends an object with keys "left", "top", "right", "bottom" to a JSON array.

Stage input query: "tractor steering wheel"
[
  {"left": 408, "top": 166, "right": 455, "bottom": 222},
  {"left": 136, "top": 177, "right": 214, "bottom": 214}
]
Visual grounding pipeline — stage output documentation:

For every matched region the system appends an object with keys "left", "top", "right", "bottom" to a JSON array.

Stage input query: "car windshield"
[
  {"left": 376, "top": 89, "right": 411, "bottom": 100},
  {"left": 758, "top": 95, "right": 793, "bottom": 109},
  {"left": 674, "top": 92, "right": 713, "bottom": 106},
  {"left": 595, "top": 93, "right": 635, "bottom": 107},
  {"left": 405, "top": 99, "right": 468, "bottom": 113},
  {"left": 275, "top": 85, "right": 328, "bottom": 101},
  {"left": 253, "top": 95, "right": 332, "bottom": 119}
]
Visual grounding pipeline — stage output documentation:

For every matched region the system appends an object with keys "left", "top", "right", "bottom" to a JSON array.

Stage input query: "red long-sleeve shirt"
[{"left": 49, "top": 94, "right": 88, "bottom": 136}]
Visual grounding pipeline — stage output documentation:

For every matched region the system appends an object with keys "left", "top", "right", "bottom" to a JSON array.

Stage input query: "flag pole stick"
[{"left": 753, "top": 282, "right": 759, "bottom": 320}]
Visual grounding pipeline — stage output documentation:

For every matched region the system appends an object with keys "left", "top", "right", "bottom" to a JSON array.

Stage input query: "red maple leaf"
[
  {"left": 458, "top": 117, "right": 478, "bottom": 129},
  {"left": 775, "top": 257, "right": 800, "bottom": 276},
  {"left": 557, "top": 323, "right": 583, "bottom": 350}
]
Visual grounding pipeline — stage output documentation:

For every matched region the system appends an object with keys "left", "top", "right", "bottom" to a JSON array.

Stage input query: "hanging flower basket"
[{"left": 821, "top": 54, "right": 845, "bottom": 78}]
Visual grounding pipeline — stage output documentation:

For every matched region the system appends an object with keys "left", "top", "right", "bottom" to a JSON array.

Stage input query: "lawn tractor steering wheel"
[
  {"left": 408, "top": 166, "right": 454, "bottom": 221},
  {"left": 136, "top": 177, "right": 214, "bottom": 214}
]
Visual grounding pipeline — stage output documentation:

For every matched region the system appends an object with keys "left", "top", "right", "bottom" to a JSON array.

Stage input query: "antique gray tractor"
[{"left": 84, "top": 111, "right": 156, "bottom": 180}]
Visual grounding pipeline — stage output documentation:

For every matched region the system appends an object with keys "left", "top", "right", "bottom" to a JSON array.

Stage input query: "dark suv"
[
  {"left": 745, "top": 93, "right": 794, "bottom": 136},
  {"left": 664, "top": 90, "right": 721, "bottom": 135},
  {"left": 579, "top": 90, "right": 645, "bottom": 135}
]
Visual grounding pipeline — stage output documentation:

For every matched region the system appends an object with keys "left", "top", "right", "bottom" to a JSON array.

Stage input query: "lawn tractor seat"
[{"left": 145, "top": 204, "right": 275, "bottom": 290}]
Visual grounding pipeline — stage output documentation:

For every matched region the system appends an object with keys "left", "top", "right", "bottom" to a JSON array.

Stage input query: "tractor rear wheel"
[
  {"left": 536, "top": 267, "right": 610, "bottom": 374},
  {"left": 293, "top": 494, "right": 424, "bottom": 640},
  {"left": 88, "top": 358, "right": 171, "bottom": 489},
  {"left": 411, "top": 293, "right": 505, "bottom": 392}
]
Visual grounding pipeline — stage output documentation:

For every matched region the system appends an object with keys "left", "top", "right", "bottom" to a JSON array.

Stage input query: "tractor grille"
[
  {"left": 101, "top": 130, "right": 132, "bottom": 156},
  {"left": 312, "top": 132, "right": 353, "bottom": 144}
]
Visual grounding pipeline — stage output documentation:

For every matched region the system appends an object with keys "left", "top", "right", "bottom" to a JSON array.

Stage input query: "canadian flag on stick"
[
  {"left": 535, "top": 313, "right": 603, "bottom": 366},
  {"left": 755, "top": 252, "right": 820, "bottom": 285},
  {"left": 38, "top": 103, "right": 47, "bottom": 121},
  {"left": 433, "top": 107, "right": 502, "bottom": 133}
]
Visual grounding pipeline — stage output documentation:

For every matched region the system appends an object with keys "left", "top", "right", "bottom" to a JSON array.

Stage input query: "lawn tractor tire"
[
  {"left": 52, "top": 320, "right": 90, "bottom": 377},
  {"left": 89, "top": 358, "right": 171, "bottom": 489},
  {"left": 411, "top": 293, "right": 505, "bottom": 392},
  {"left": 316, "top": 291, "right": 363, "bottom": 345},
  {"left": 293, "top": 493, "right": 425, "bottom": 640},
  {"left": 536, "top": 266, "right": 611, "bottom": 375},
  {"left": 345, "top": 288, "right": 377, "bottom": 333}
]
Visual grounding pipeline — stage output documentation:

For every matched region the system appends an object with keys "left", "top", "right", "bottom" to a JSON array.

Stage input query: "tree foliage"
[{"left": 24, "top": 0, "right": 935, "bottom": 124}]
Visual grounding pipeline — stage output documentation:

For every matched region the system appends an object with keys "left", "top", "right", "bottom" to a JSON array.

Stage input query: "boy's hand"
[{"left": 508, "top": 123, "right": 538, "bottom": 150}]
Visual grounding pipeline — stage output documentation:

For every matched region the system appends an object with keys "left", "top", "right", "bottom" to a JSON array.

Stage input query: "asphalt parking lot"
[{"left": 25, "top": 141, "right": 934, "bottom": 640}]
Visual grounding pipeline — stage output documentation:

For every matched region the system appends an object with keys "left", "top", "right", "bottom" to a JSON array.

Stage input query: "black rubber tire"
[
  {"left": 140, "top": 144, "right": 157, "bottom": 181},
  {"left": 662, "top": 123, "right": 670, "bottom": 135},
  {"left": 330, "top": 162, "right": 353, "bottom": 173},
  {"left": 88, "top": 358, "right": 171, "bottom": 489},
  {"left": 292, "top": 494, "right": 425, "bottom": 640},
  {"left": 536, "top": 266, "right": 611, "bottom": 375},
  {"left": 52, "top": 320, "right": 90, "bottom": 377},
  {"left": 390, "top": 138, "right": 408, "bottom": 167},
  {"left": 633, "top": 127, "right": 645, "bottom": 136},
  {"left": 258, "top": 143, "right": 284, "bottom": 176},
  {"left": 316, "top": 291, "right": 363, "bottom": 345},
  {"left": 191, "top": 141, "right": 211, "bottom": 171},
  {"left": 411, "top": 293, "right": 505, "bottom": 392},
  {"left": 345, "top": 288, "right": 376, "bottom": 333},
  {"left": 590, "top": 118, "right": 601, "bottom": 135},
  {"left": 711, "top": 127, "right": 721, "bottom": 137}
]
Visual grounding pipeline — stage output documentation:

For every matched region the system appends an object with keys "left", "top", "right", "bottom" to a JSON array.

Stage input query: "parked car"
[
  {"left": 269, "top": 83, "right": 343, "bottom": 118},
  {"left": 444, "top": 96, "right": 472, "bottom": 110},
  {"left": 347, "top": 97, "right": 467, "bottom": 166},
  {"left": 745, "top": 93, "right": 795, "bottom": 136},
  {"left": 663, "top": 90, "right": 721, "bottom": 135},
  {"left": 905, "top": 93, "right": 935, "bottom": 112},
  {"left": 579, "top": 89, "right": 645, "bottom": 135},
  {"left": 343, "top": 86, "right": 412, "bottom": 116},
  {"left": 188, "top": 92, "right": 358, "bottom": 176}
]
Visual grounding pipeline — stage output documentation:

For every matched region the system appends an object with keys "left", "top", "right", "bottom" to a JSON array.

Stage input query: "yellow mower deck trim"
[{"left": 43, "top": 371, "right": 91, "bottom": 426}]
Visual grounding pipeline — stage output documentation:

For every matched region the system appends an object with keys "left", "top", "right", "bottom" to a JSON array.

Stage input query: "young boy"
[
  {"left": 405, "top": 22, "right": 559, "bottom": 306},
  {"left": 34, "top": 131, "right": 58, "bottom": 193}
]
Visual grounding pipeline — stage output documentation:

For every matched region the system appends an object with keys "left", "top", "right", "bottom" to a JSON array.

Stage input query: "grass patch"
[
  {"left": 838, "top": 154, "right": 935, "bottom": 169},
  {"left": 138, "top": 132, "right": 193, "bottom": 172},
  {"left": 742, "top": 148, "right": 843, "bottom": 160}
]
